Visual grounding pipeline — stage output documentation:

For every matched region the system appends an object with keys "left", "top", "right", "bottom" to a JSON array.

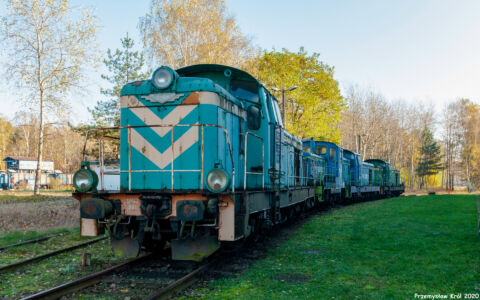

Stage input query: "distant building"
[
  {"left": 4, "top": 156, "right": 54, "bottom": 173},
  {"left": 3, "top": 156, "right": 55, "bottom": 189}
]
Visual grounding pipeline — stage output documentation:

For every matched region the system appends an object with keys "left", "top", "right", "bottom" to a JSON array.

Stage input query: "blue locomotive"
[
  {"left": 72, "top": 64, "right": 403, "bottom": 260},
  {"left": 302, "top": 139, "right": 404, "bottom": 203}
]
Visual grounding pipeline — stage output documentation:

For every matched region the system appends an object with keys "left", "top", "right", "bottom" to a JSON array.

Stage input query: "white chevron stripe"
[
  {"left": 128, "top": 97, "right": 197, "bottom": 137},
  {"left": 131, "top": 125, "right": 199, "bottom": 170}
]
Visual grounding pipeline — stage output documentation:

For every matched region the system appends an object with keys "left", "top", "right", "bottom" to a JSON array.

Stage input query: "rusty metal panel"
[
  {"left": 106, "top": 194, "right": 143, "bottom": 216},
  {"left": 169, "top": 194, "right": 207, "bottom": 218},
  {"left": 122, "top": 197, "right": 142, "bottom": 216}
]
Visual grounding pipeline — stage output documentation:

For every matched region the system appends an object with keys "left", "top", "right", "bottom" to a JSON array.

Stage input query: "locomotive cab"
[
  {"left": 73, "top": 64, "right": 315, "bottom": 261},
  {"left": 73, "top": 64, "right": 319, "bottom": 261},
  {"left": 342, "top": 149, "right": 361, "bottom": 200},
  {"left": 303, "top": 141, "right": 344, "bottom": 202}
]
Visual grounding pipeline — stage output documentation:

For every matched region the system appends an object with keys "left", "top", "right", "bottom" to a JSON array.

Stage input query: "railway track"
[
  {"left": 19, "top": 252, "right": 216, "bottom": 300},
  {"left": 146, "top": 259, "right": 215, "bottom": 300},
  {"left": 15, "top": 202, "right": 357, "bottom": 299},
  {"left": 0, "top": 234, "right": 61, "bottom": 251},
  {"left": 20, "top": 254, "right": 151, "bottom": 300},
  {"left": 0, "top": 236, "right": 107, "bottom": 273},
  {"left": 16, "top": 205, "right": 330, "bottom": 299}
]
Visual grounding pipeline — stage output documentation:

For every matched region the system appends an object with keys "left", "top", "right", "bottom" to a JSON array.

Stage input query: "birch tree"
[
  {"left": 140, "top": 0, "right": 255, "bottom": 69},
  {"left": 1, "top": 0, "right": 98, "bottom": 194}
]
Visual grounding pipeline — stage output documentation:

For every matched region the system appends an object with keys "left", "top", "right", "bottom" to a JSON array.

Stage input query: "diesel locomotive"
[{"left": 72, "top": 64, "right": 404, "bottom": 261}]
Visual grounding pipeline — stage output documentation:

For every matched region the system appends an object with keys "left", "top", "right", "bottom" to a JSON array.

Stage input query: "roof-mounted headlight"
[{"left": 152, "top": 66, "right": 176, "bottom": 89}]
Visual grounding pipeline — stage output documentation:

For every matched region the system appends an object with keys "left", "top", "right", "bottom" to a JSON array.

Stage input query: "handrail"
[
  {"left": 83, "top": 124, "right": 235, "bottom": 192},
  {"left": 244, "top": 132, "right": 264, "bottom": 190}
]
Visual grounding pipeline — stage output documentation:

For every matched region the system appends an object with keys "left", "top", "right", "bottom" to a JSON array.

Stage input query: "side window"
[
  {"left": 246, "top": 105, "right": 261, "bottom": 130},
  {"left": 303, "top": 146, "right": 311, "bottom": 153},
  {"left": 316, "top": 146, "right": 327, "bottom": 155},
  {"left": 329, "top": 148, "right": 336, "bottom": 161},
  {"left": 271, "top": 96, "right": 283, "bottom": 127}
]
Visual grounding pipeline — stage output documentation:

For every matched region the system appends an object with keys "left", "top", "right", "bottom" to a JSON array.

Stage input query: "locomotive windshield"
[
  {"left": 316, "top": 146, "right": 327, "bottom": 155},
  {"left": 230, "top": 79, "right": 259, "bottom": 102}
]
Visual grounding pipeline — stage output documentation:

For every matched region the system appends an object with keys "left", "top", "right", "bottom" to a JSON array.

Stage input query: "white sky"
[{"left": 1, "top": 0, "right": 479, "bottom": 125}]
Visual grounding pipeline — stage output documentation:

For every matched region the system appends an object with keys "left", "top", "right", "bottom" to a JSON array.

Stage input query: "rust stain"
[
  {"left": 182, "top": 92, "right": 199, "bottom": 105},
  {"left": 105, "top": 194, "right": 143, "bottom": 216},
  {"left": 168, "top": 194, "right": 207, "bottom": 218}
]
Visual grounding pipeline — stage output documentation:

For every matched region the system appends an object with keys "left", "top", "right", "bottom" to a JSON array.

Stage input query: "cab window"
[
  {"left": 316, "top": 146, "right": 327, "bottom": 155},
  {"left": 230, "top": 79, "right": 259, "bottom": 102},
  {"left": 271, "top": 96, "right": 283, "bottom": 127},
  {"left": 303, "top": 146, "right": 311, "bottom": 153},
  {"left": 329, "top": 148, "right": 336, "bottom": 161}
]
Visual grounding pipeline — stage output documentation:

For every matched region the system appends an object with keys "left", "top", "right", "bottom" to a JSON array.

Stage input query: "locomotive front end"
[{"left": 74, "top": 65, "right": 245, "bottom": 260}]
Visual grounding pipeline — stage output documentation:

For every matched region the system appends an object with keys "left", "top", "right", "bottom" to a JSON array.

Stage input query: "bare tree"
[
  {"left": 1, "top": 0, "right": 98, "bottom": 194},
  {"left": 339, "top": 85, "right": 437, "bottom": 190}
]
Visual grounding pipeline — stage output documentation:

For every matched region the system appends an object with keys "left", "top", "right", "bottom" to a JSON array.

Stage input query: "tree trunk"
[{"left": 34, "top": 90, "right": 44, "bottom": 195}]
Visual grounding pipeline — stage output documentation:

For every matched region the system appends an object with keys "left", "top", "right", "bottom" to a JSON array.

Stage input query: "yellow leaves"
[
  {"left": 141, "top": 0, "right": 254, "bottom": 69},
  {"left": 256, "top": 49, "right": 345, "bottom": 143}
]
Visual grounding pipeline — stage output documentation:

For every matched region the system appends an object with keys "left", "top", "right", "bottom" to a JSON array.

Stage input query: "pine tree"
[
  {"left": 416, "top": 126, "right": 443, "bottom": 188},
  {"left": 90, "top": 33, "right": 149, "bottom": 127}
]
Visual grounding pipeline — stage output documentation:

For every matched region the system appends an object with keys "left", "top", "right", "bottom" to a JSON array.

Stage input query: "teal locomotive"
[{"left": 73, "top": 64, "right": 403, "bottom": 260}]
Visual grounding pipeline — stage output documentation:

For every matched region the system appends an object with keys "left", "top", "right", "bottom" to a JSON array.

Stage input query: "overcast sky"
[{"left": 1, "top": 0, "right": 479, "bottom": 124}]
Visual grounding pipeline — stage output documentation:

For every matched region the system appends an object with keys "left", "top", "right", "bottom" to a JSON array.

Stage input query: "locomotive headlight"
[
  {"left": 73, "top": 163, "right": 98, "bottom": 193},
  {"left": 206, "top": 168, "right": 229, "bottom": 192},
  {"left": 152, "top": 67, "right": 174, "bottom": 89}
]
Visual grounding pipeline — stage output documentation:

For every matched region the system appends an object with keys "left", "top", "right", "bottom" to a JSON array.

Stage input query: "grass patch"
[
  {"left": 0, "top": 227, "right": 73, "bottom": 247},
  {"left": 0, "top": 227, "right": 90, "bottom": 267},
  {"left": 0, "top": 228, "right": 123, "bottom": 298},
  {"left": 191, "top": 195, "right": 480, "bottom": 299}
]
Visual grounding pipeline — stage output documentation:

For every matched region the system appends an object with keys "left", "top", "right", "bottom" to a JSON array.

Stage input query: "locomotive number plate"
[{"left": 123, "top": 197, "right": 142, "bottom": 216}]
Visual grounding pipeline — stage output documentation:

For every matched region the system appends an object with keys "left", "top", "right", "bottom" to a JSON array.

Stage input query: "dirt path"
[{"left": 0, "top": 196, "right": 79, "bottom": 233}]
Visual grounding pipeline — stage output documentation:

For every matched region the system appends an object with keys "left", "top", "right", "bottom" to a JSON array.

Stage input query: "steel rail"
[
  {"left": 0, "top": 234, "right": 61, "bottom": 251},
  {"left": 0, "top": 236, "right": 107, "bottom": 273},
  {"left": 20, "top": 254, "right": 151, "bottom": 300},
  {"left": 146, "top": 260, "right": 215, "bottom": 300}
]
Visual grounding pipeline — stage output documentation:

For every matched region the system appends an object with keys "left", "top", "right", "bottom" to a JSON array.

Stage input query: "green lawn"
[
  {"left": 191, "top": 195, "right": 480, "bottom": 299},
  {"left": 0, "top": 227, "right": 73, "bottom": 247}
]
